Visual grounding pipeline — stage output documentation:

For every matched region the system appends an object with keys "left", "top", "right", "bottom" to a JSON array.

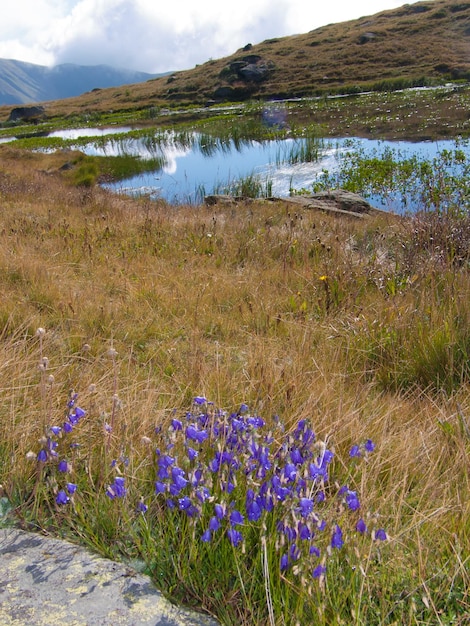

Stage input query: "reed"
[{"left": 212, "top": 171, "right": 273, "bottom": 198}]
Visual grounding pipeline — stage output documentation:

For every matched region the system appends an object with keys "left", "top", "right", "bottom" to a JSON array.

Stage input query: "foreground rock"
[
  {"left": 205, "top": 189, "right": 390, "bottom": 218},
  {"left": 0, "top": 528, "right": 218, "bottom": 626},
  {"left": 281, "top": 189, "right": 384, "bottom": 218}
]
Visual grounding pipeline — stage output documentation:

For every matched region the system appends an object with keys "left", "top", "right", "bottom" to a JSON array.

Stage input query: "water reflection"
[
  {"left": 0, "top": 126, "right": 132, "bottom": 144},
  {"left": 89, "top": 133, "right": 467, "bottom": 209},
  {"left": 80, "top": 131, "right": 327, "bottom": 204},
  {"left": 48, "top": 126, "right": 132, "bottom": 139},
  {"left": 2, "top": 122, "right": 468, "bottom": 210}
]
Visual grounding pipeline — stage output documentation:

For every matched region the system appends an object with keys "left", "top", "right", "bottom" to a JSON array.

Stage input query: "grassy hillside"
[{"left": 2, "top": 0, "right": 470, "bottom": 119}]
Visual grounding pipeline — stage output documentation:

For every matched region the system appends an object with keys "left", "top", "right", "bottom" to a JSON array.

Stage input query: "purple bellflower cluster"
[
  {"left": 141, "top": 397, "right": 387, "bottom": 581},
  {"left": 35, "top": 392, "right": 86, "bottom": 506},
  {"left": 33, "top": 389, "right": 387, "bottom": 582}
]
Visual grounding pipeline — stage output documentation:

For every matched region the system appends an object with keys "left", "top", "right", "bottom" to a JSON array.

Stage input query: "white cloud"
[
  {"left": 44, "top": 0, "right": 146, "bottom": 68},
  {"left": 0, "top": 0, "right": 423, "bottom": 71},
  {"left": 285, "top": 0, "right": 412, "bottom": 33},
  {"left": 0, "top": 0, "right": 75, "bottom": 64}
]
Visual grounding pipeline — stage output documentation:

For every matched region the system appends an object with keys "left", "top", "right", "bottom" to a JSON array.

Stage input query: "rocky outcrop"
[
  {"left": 205, "top": 194, "right": 253, "bottom": 206},
  {"left": 214, "top": 56, "right": 275, "bottom": 101},
  {"left": 0, "top": 528, "right": 218, "bottom": 625},
  {"left": 238, "top": 62, "right": 271, "bottom": 82},
  {"left": 218, "top": 56, "right": 274, "bottom": 84},
  {"left": 277, "top": 190, "right": 386, "bottom": 218},
  {"left": 306, "top": 190, "right": 376, "bottom": 213},
  {"left": 8, "top": 105, "right": 46, "bottom": 123},
  {"left": 205, "top": 189, "right": 391, "bottom": 219}
]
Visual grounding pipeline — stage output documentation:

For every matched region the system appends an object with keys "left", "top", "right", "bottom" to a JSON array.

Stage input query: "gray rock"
[
  {"left": 229, "top": 61, "right": 248, "bottom": 73},
  {"left": 204, "top": 194, "right": 254, "bottom": 205},
  {"left": 218, "top": 56, "right": 273, "bottom": 87},
  {"left": 7, "top": 106, "right": 46, "bottom": 122},
  {"left": 0, "top": 528, "right": 219, "bottom": 626},
  {"left": 237, "top": 63, "right": 270, "bottom": 82},
  {"left": 358, "top": 32, "right": 377, "bottom": 44},
  {"left": 309, "top": 189, "right": 377, "bottom": 213}
]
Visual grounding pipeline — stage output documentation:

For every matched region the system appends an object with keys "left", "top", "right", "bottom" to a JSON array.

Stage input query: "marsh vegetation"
[{"left": 3, "top": 87, "right": 470, "bottom": 209}]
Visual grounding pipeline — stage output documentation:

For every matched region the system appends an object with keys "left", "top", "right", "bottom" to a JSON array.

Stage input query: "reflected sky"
[
  {"left": 2, "top": 123, "right": 467, "bottom": 209},
  {"left": 48, "top": 126, "right": 132, "bottom": 139},
  {"left": 92, "top": 135, "right": 333, "bottom": 203},
  {"left": 90, "top": 133, "right": 466, "bottom": 207}
]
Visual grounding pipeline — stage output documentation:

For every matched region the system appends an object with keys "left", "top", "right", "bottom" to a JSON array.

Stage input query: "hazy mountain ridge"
[{"left": 0, "top": 59, "right": 161, "bottom": 105}]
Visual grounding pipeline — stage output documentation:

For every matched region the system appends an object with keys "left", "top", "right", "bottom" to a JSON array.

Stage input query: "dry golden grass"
[{"left": 0, "top": 145, "right": 469, "bottom": 621}]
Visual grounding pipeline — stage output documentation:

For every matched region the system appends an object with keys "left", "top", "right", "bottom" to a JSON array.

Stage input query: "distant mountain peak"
[{"left": 0, "top": 58, "right": 162, "bottom": 106}]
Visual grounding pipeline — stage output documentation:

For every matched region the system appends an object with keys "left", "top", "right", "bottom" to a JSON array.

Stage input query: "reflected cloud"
[{"left": 161, "top": 144, "right": 192, "bottom": 175}]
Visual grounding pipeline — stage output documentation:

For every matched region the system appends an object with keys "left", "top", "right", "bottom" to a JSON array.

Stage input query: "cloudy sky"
[{"left": 1, "top": 0, "right": 422, "bottom": 73}]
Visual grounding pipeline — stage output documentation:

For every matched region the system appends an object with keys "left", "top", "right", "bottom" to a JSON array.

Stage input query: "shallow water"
[
  {"left": 96, "top": 135, "right": 332, "bottom": 204},
  {"left": 2, "top": 122, "right": 468, "bottom": 210},
  {"left": 48, "top": 126, "right": 133, "bottom": 139},
  {"left": 89, "top": 133, "right": 467, "bottom": 209}
]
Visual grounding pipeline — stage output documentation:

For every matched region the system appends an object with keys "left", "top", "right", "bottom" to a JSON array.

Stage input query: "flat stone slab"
[
  {"left": 204, "top": 189, "right": 394, "bottom": 219},
  {"left": 0, "top": 528, "right": 219, "bottom": 626},
  {"left": 278, "top": 194, "right": 368, "bottom": 218}
]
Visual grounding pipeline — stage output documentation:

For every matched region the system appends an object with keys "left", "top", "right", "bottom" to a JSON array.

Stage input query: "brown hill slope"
[{"left": 3, "top": 0, "right": 470, "bottom": 118}]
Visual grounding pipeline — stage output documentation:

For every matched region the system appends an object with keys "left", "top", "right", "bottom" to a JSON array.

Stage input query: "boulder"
[
  {"left": 309, "top": 190, "right": 376, "bottom": 213},
  {"left": 0, "top": 528, "right": 218, "bottom": 626},
  {"left": 238, "top": 63, "right": 271, "bottom": 82},
  {"left": 219, "top": 56, "right": 274, "bottom": 86},
  {"left": 204, "top": 190, "right": 386, "bottom": 218},
  {"left": 8, "top": 105, "right": 46, "bottom": 123},
  {"left": 277, "top": 189, "right": 389, "bottom": 218},
  {"left": 229, "top": 61, "right": 249, "bottom": 73}
]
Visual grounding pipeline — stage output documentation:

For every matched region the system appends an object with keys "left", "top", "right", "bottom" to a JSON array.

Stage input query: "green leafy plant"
[{"left": 309, "top": 140, "right": 470, "bottom": 215}]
